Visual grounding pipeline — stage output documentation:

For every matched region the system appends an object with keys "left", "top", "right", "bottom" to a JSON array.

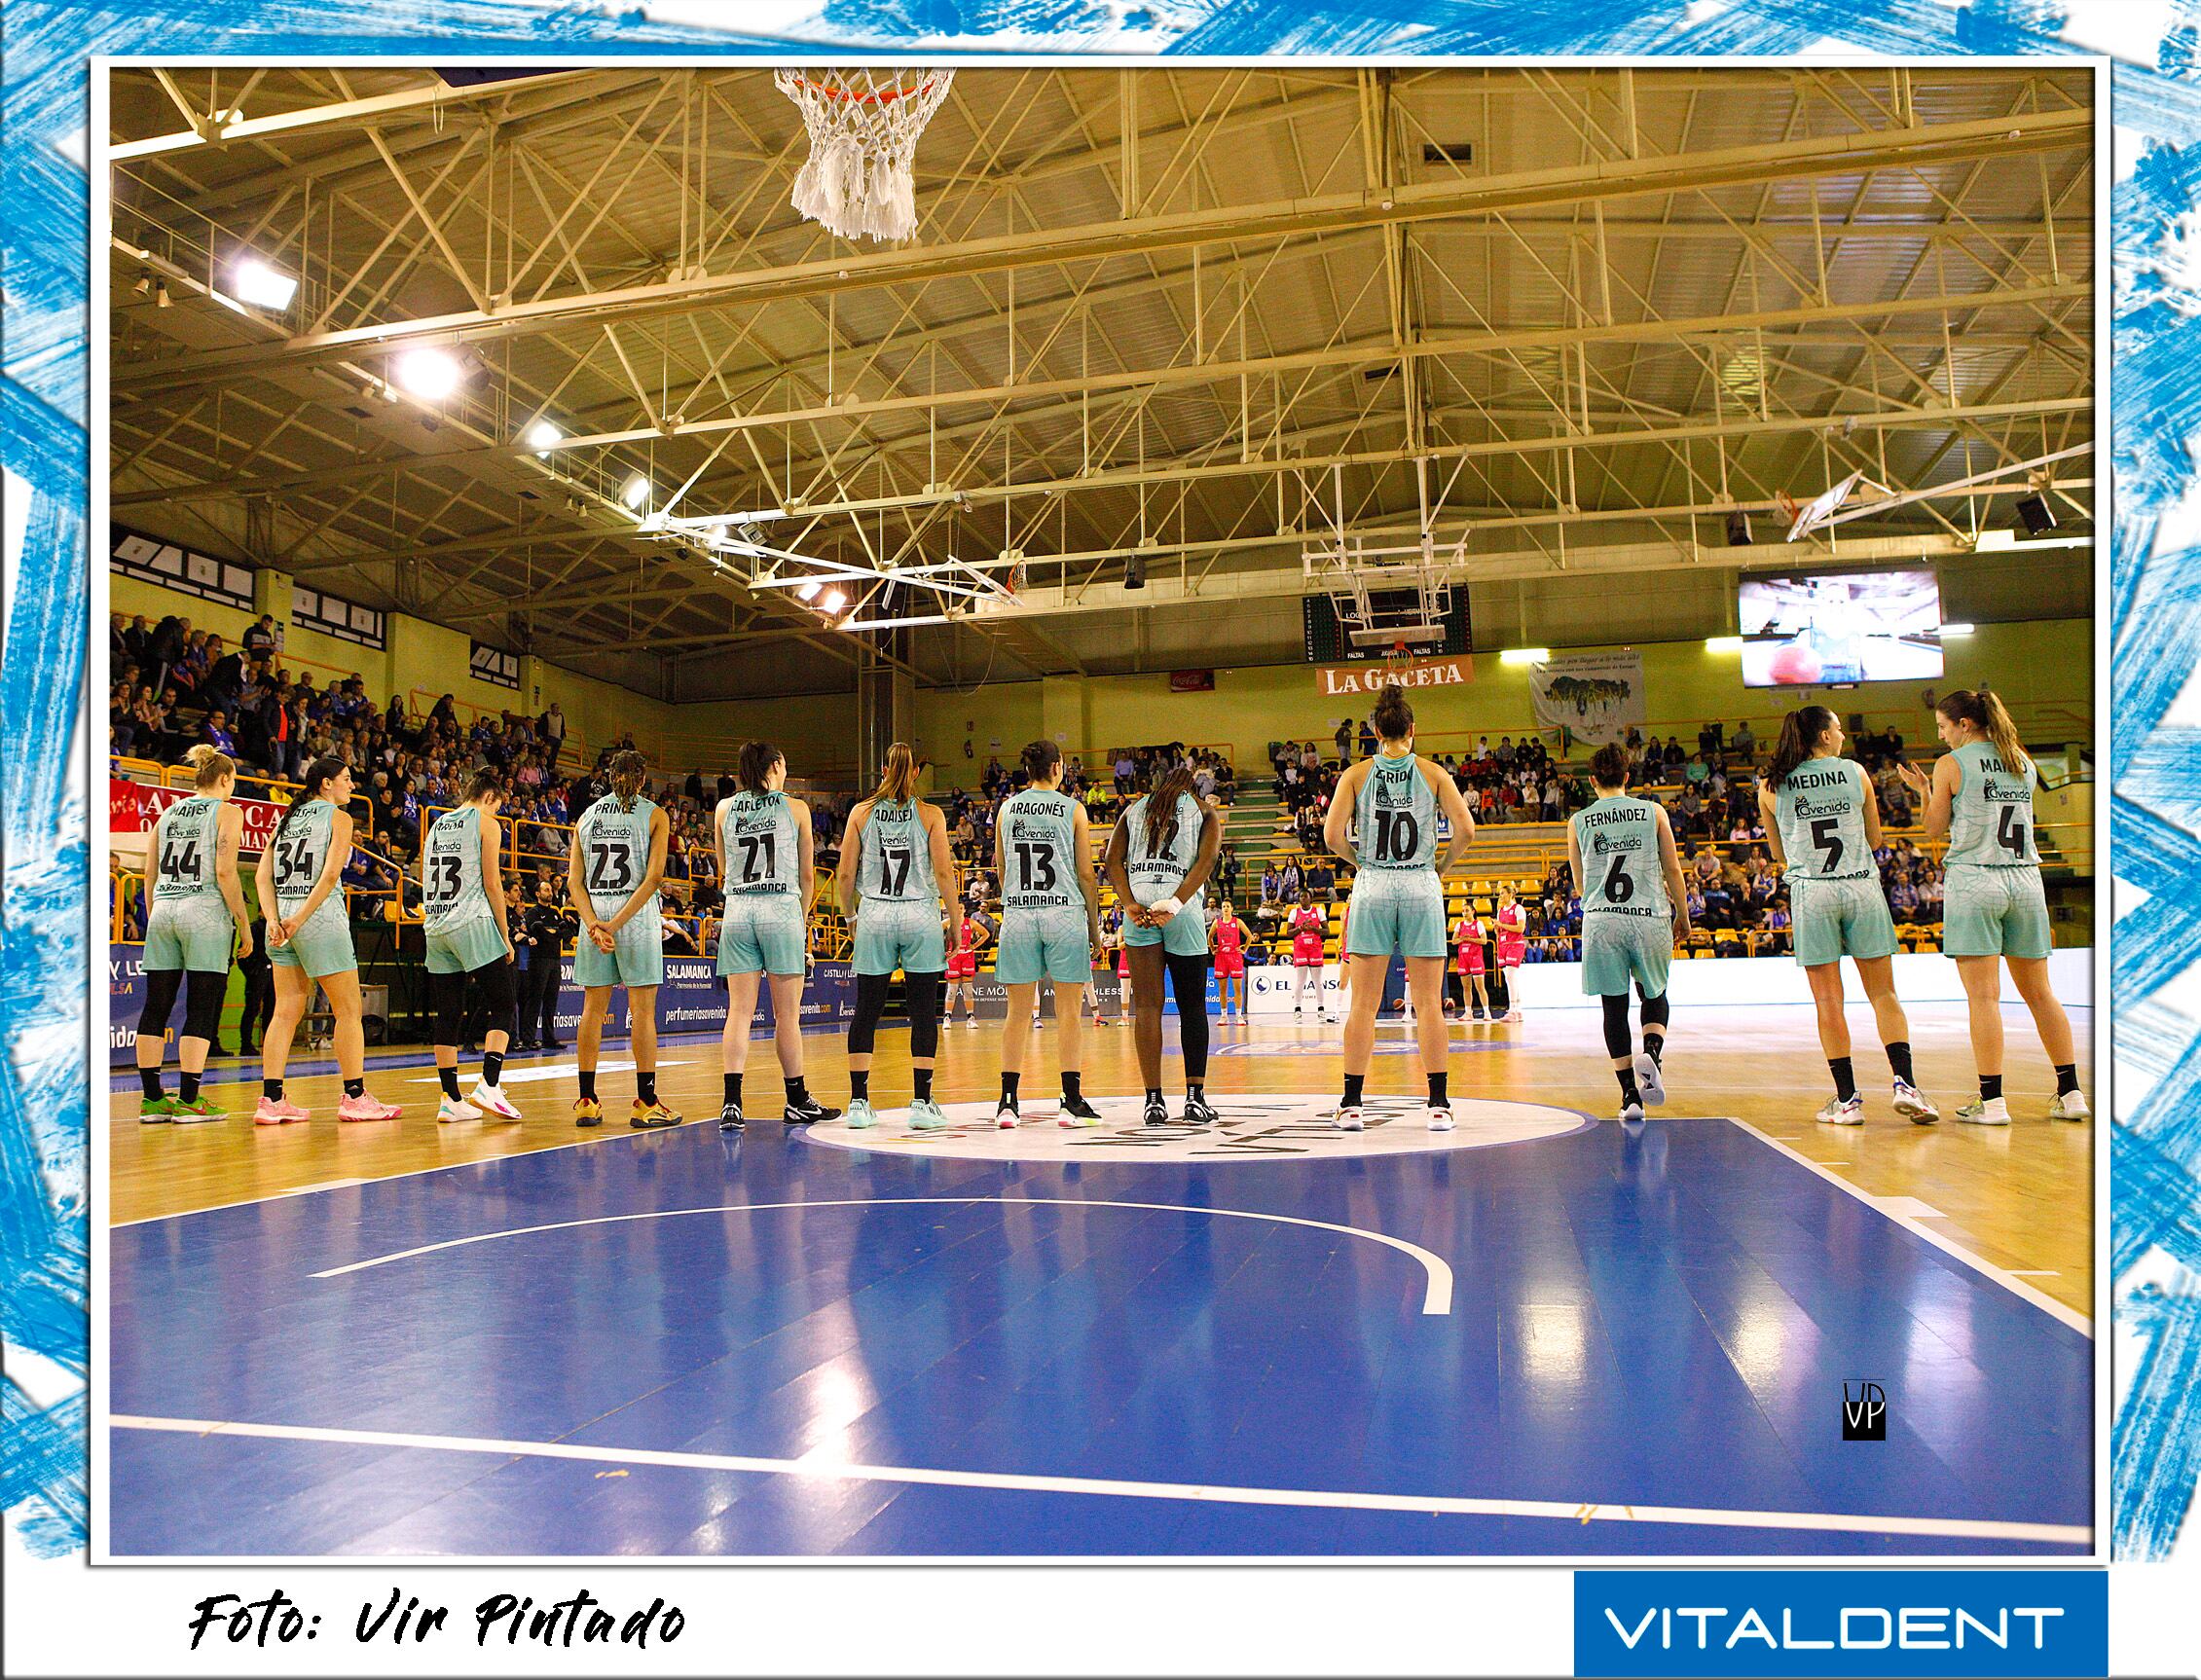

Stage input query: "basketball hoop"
[{"left": 774, "top": 67, "right": 955, "bottom": 243}]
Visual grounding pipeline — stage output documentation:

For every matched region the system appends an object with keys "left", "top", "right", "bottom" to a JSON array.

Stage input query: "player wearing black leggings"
[{"left": 1101, "top": 760, "right": 1224, "bottom": 1126}]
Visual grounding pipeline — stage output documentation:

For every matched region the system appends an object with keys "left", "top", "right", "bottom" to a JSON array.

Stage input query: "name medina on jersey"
[{"left": 1784, "top": 765, "right": 1850, "bottom": 794}]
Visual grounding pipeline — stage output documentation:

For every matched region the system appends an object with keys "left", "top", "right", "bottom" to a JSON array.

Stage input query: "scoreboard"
[{"left": 1302, "top": 588, "right": 1471, "bottom": 664}]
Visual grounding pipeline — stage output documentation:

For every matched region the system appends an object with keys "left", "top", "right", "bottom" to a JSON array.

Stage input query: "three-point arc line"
[{"left": 308, "top": 1195, "right": 1455, "bottom": 1314}]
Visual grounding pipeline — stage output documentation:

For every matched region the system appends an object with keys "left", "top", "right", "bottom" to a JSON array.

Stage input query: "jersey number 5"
[{"left": 1809, "top": 817, "right": 1845, "bottom": 874}]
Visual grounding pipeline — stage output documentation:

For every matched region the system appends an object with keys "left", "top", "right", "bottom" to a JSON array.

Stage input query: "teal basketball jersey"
[
  {"left": 999, "top": 787, "right": 1084, "bottom": 912},
  {"left": 1773, "top": 756, "right": 1874, "bottom": 883},
  {"left": 1119, "top": 791, "right": 1205, "bottom": 901},
  {"left": 150, "top": 795, "right": 222, "bottom": 904},
  {"left": 1353, "top": 752, "right": 1439, "bottom": 872},
  {"left": 575, "top": 794, "right": 659, "bottom": 914},
  {"left": 270, "top": 799, "right": 337, "bottom": 909},
  {"left": 1945, "top": 740, "right": 2038, "bottom": 868},
  {"left": 719, "top": 790, "right": 800, "bottom": 898},
  {"left": 1573, "top": 794, "right": 1669, "bottom": 920},
  {"left": 859, "top": 797, "right": 937, "bottom": 904},
  {"left": 422, "top": 805, "right": 495, "bottom": 933}
]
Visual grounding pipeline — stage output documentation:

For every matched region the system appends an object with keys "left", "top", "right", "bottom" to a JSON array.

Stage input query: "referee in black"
[{"left": 513, "top": 874, "right": 576, "bottom": 1050}]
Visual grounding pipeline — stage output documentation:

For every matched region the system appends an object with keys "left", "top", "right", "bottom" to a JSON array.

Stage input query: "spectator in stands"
[
  {"left": 1674, "top": 785, "right": 1704, "bottom": 838},
  {"left": 1334, "top": 719, "right": 1353, "bottom": 763},
  {"left": 1732, "top": 718, "right": 1755, "bottom": 760},
  {"left": 1304, "top": 858, "right": 1336, "bottom": 903},
  {"left": 1356, "top": 716, "right": 1376, "bottom": 759},
  {"left": 1215, "top": 842, "right": 1243, "bottom": 906},
  {"left": 243, "top": 613, "right": 277, "bottom": 655},
  {"left": 1257, "top": 863, "right": 1286, "bottom": 927}
]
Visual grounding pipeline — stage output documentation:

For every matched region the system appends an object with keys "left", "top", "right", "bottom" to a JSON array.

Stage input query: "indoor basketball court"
[{"left": 99, "top": 64, "right": 2099, "bottom": 1558}]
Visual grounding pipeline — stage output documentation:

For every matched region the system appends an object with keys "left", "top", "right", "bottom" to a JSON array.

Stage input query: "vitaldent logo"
[
  {"left": 1602, "top": 1603, "right": 2063, "bottom": 1655},
  {"left": 1575, "top": 1571, "right": 2105, "bottom": 1679}
]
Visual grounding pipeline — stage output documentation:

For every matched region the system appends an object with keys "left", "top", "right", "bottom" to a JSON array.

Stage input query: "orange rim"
[{"left": 785, "top": 72, "right": 943, "bottom": 107}]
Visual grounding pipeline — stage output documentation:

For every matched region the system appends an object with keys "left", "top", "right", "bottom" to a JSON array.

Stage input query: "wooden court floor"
[{"left": 108, "top": 1002, "right": 2093, "bottom": 1317}]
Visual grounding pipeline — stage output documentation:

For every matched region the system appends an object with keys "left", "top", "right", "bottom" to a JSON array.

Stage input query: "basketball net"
[{"left": 775, "top": 68, "right": 954, "bottom": 243}]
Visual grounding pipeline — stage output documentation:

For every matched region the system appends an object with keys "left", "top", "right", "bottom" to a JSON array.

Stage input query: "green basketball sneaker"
[
  {"left": 908, "top": 1098, "right": 949, "bottom": 1131},
  {"left": 170, "top": 1094, "right": 228, "bottom": 1123},
  {"left": 139, "top": 1094, "right": 179, "bottom": 1121},
  {"left": 844, "top": 1097, "right": 877, "bottom": 1130}
]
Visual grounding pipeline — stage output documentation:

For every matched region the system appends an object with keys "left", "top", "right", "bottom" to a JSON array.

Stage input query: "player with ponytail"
[
  {"left": 134, "top": 745, "right": 252, "bottom": 1121},
  {"left": 1897, "top": 688, "right": 2086, "bottom": 1124},
  {"left": 1761, "top": 706, "right": 1938, "bottom": 1126},
  {"left": 835, "top": 743, "right": 958, "bottom": 1130}
]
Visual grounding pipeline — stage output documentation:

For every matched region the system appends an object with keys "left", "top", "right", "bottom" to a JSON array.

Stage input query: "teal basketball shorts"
[
  {"left": 573, "top": 903, "right": 666, "bottom": 989},
  {"left": 995, "top": 906, "right": 1092, "bottom": 985},
  {"left": 1120, "top": 894, "right": 1209, "bottom": 958},
  {"left": 1580, "top": 910, "right": 1671, "bottom": 998},
  {"left": 424, "top": 916, "right": 510, "bottom": 975},
  {"left": 852, "top": 899, "right": 948, "bottom": 976},
  {"left": 1344, "top": 872, "right": 1447, "bottom": 960},
  {"left": 269, "top": 897, "right": 358, "bottom": 978},
  {"left": 142, "top": 896, "right": 235, "bottom": 973},
  {"left": 717, "top": 896, "right": 807, "bottom": 977},
  {"left": 1789, "top": 877, "right": 1898, "bottom": 968},
  {"left": 1941, "top": 865, "right": 2052, "bottom": 961}
]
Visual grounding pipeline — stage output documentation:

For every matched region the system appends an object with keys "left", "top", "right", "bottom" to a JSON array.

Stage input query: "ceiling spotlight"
[
  {"left": 132, "top": 271, "right": 151, "bottom": 296},
  {"left": 524, "top": 420, "right": 563, "bottom": 452},
  {"left": 154, "top": 280, "right": 171, "bottom": 310},
  {"left": 394, "top": 346, "right": 460, "bottom": 400},
  {"left": 620, "top": 474, "right": 650, "bottom": 510},
  {"left": 795, "top": 581, "right": 823, "bottom": 602},
  {"left": 231, "top": 257, "right": 298, "bottom": 310},
  {"left": 820, "top": 588, "right": 847, "bottom": 613}
]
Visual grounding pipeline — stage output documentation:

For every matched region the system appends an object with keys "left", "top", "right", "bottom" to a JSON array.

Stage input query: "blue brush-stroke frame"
[{"left": 0, "top": 0, "right": 2183, "bottom": 1563}]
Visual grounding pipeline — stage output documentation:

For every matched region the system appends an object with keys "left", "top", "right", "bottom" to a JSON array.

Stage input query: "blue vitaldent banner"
[{"left": 1574, "top": 1570, "right": 2107, "bottom": 1678}]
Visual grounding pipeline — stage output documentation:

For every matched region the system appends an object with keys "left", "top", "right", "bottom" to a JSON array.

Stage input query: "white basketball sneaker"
[
  {"left": 995, "top": 1101, "right": 1020, "bottom": 1130},
  {"left": 1815, "top": 1094, "right": 1865, "bottom": 1126},
  {"left": 2049, "top": 1090, "right": 2090, "bottom": 1122},
  {"left": 1957, "top": 1096, "right": 2012, "bottom": 1126},
  {"left": 1333, "top": 1105, "right": 1366, "bottom": 1132},
  {"left": 1425, "top": 1106, "right": 1455, "bottom": 1133},
  {"left": 469, "top": 1079, "right": 521, "bottom": 1119},
  {"left": 1619, "top": 1097, "right": 1645, "bottom": 1123},
  {"left": 1632, "top": 1051, "right": 1666, "bottom": 1108},
  {"left": 436, "top": 1095, "right": 482, "bottom": 1124},
  {"left": 1891, "top": 1080, "right": 1939, "bottom": 1124}
]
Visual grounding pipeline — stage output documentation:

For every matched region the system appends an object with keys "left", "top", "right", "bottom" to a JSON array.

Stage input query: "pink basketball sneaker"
[
  {"left": 253, "top": 1094, "right": 310, "bottom": 1126},
  {"left": 338, "top": 1091, "right": 401, "bottom": 1122}
]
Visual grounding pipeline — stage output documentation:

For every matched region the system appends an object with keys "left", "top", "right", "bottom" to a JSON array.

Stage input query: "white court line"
[
  {"left": 1723, "top": 1119, "right": 2091, "bottom": 1337},
  {"left": 308, "top": 1198, "right": 1454, "bottom": 1315},
  {"left": 107, "top": 1413, "right": 2090, "bottom": 1548}
]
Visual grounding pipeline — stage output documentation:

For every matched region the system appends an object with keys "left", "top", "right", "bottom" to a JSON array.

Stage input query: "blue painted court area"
[{"left": 106, "top": 1118, "right": 2091, "bottom": 1557}]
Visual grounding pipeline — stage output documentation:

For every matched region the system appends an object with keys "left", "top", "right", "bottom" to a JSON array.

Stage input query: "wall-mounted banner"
[
  {"left": 1169, "top": 669, "right": 1216, "bottom": 692},
  {"left": 1317, "top": 655, "right": 1472, "bottom": 697},
  {"left": 109, "top": 778, "right": 282, "bottom": 854},
  {"left": 1527, "top": 648, "right": 1646, "bottom": 745}
]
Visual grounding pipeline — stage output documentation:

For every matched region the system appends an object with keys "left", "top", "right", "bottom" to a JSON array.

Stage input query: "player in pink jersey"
[
  {"left": 1212, "top": 900, "right": 1248, "bottom": 1020},
  {"left": 1287, "top": 890, "right": 1331, "bottom": 1020},
  {"left": 1454, "top": 908, "right": 1491, "bottom": 1020},
  {"left": 1493, "top": 887, "right": 1527, "bottom": 1023}
]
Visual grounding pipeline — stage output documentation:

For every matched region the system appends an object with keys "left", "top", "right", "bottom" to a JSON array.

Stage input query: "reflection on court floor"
[{"left": 106, "top": 1108, "right": 2090, "bottom": 1557}]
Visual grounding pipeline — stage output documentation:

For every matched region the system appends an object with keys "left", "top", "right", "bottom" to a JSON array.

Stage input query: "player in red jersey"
[
  {"left": 1493, "top": 887, "right": 1527, "bottom": 1023},
  {"left": 1287, "top": 890, "right": 1331, "bottom": 1020},
  {"left": 1213, "top": 900, "right": 1248, "bottom": 1020},
  {"left": 1454, "top": 907, "right": 1491, "bottom": 1021},
  {"left": 944, "top": 908, "right": 991, "bottom": 1023}
]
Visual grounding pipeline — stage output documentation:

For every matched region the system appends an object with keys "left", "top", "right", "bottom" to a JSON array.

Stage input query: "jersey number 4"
[{"left": 1997, "top": 806, "right": 2029, "bottom": 858}]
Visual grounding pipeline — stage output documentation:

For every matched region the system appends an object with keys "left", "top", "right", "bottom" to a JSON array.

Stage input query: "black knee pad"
[
  {"left": 472, "top": 957, "right": 516, "bottom": 1018},
  {"left": 1639, "top": 990, "right": 1671, "bottom": 1033},
  {"left": 137, "top": 968, "right": 183, "bottom": 1036},
  {"left": 848, "top": 971, "right": 893, "bottom": 1057},
  {"left": 1600, "top": 992, "right": 1634, "bottom": 1059},
  {"left": 429, "top": 970, "right": 468, "bottom": 1045},
  {"left": 905, "top": 971, "right": 943, "bottom": 1060},
  {"left": 183, "top": 969, "right": 228, "bottom": 1041}
]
